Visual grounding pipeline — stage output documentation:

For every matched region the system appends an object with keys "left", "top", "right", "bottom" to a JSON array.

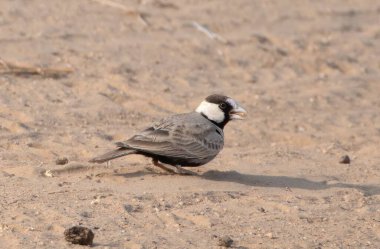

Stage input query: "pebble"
[
  {"left": 64, "top": 226, "right": 94, "bottom": 245},
  {"left": 56, "top": 157, "right": 69, "bottom": 165},
  {"left": 339, "top": 155, "right": 350, "bottom": 164},
  {"left": 124, "top": 204, "right": 142, "bottom": 213},
  {"left": 44, "top": 170, "right": 54, "bottom": 177},
  {"left": 265, "top": 232, "right": 276, "bottom": 239},
  {"left": 80, "top": 211, "right": 92, "bottom": 218},
  {"left": 258, "top": 207, "right": 266, "bottom": 213}
]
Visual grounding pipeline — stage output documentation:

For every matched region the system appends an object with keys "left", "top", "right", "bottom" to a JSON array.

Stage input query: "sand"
[{"left": 0, "top": 0, "right": 379, "bottom": 248}]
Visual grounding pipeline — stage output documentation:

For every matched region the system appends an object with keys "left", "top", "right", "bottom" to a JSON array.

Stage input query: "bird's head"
[{"left": 195, "top": 94, "right": 247, "bottom": 128}]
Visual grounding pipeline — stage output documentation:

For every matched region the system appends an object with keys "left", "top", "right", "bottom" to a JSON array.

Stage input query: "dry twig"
[
  {"left": 192, "top": 21, "right": 228, "bottom": 44},
  {"left": 91, "top": 0, "right": 149, "bottom": 26},
  {"left": 0, "top": 58, "right": 73, "bottom": 78}
]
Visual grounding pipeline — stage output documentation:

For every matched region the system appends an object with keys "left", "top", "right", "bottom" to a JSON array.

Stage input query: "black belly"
[{"left": 139, "top": 152, "right": 214, "bottom": 167}]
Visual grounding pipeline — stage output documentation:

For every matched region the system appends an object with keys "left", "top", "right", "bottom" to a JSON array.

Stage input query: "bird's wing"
[{"left": 116, "top": 115, "right": 224, "bottom": 159}]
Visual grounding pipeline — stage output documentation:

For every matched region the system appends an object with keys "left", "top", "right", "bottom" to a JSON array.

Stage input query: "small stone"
[
  {"left": 80, "top": 211, "right": 92, "bottom": 218},
  {"left": 250, "top": 75, "right": 259, "bottom": 83},
  {"left": 91, "top": 199, "right": 100, "bottom": 205},
  {"left": 218, "top": 235, "right": 233, "bottom": 247},
  {"left": 265, "top": 232, "right": 276, "bottom": 239},
  {"left": 44, "top": 170, "right": 54, "bottom": 177},
  {"left": 124, "top": 204, "right": 142, "bottom": 213},
  {"left": 339, "top": 155, "right": 350, "bottom": 164},
  {"left": 258, "top": 207, "right": 266, "bottom": 213},
  {"left": 56, "top": 157, "right": 69, "bottom": 165},
  {"left": 276, "top": 48, "right": 288, "bottom": 56},
  {"left": 64, "top": 226, "right": 94, "bottom": 245}
]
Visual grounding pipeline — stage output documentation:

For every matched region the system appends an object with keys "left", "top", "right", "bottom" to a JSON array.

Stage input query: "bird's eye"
[{"left": 219, "top": 103, "right": 227, "bottom": 109}]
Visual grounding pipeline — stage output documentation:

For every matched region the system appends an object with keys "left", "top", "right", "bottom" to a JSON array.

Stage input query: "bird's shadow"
[
  {"left": 116, "top": 168, "right": 380, "bottom": 196},
  {"left": 201, "top": 170, "right": 380, "bottom": 196}
]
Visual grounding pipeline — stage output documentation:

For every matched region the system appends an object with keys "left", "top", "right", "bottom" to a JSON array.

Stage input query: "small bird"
[{"left": 89, "top": 94, "right": 247, "bottom": 174}]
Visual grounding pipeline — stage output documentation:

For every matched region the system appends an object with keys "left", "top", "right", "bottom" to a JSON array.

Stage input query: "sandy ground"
[{"left": 1, "top": 0, "right": 380, "bottom": 248}]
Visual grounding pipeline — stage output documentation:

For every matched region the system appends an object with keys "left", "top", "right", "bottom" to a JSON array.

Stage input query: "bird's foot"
[
  {"left": 152, "top": 159, "right": 196, "bottom": 175},
  {"left": 173, "top": 165, "right": 197, "bottom": 175}
]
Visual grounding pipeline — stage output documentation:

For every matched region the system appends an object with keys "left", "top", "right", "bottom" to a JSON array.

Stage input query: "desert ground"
[{"left": 0, "top": 0, "right": 380, "bottom": 248}]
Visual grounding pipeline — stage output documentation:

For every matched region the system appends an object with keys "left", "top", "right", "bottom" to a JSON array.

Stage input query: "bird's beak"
[{"left": 229, "top": 105, "right": 247, "bottom": 120}]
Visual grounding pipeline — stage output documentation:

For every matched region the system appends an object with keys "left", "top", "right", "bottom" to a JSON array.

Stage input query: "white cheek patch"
[{"left": 195, "top": 101, "right": 225, "bottom": 123}]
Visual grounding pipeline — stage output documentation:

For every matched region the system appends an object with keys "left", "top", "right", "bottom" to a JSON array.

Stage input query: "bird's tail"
[{"left": 89, "top": 148, "right": 137, "bottom": 164}]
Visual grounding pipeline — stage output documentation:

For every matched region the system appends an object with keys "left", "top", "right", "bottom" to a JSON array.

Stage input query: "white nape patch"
[{"left": 195, "top": 101, "right": 225, "bottom": 123}]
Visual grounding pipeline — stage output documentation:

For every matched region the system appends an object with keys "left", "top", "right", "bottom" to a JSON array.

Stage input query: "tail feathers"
[{"left": 89, "top": 148, "right": 136, "bottom": 164}]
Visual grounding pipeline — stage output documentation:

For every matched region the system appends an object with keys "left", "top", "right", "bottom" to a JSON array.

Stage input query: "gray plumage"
[
  {"left": 90, "top": 112, "right": 224, "bottom": 166},
  {"left": 89, "top": 94, "right": 246, "bottom": 169}
]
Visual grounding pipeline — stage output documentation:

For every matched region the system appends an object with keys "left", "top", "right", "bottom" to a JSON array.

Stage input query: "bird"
[{"left": 89, "top": 94, "right": 247, "bottom": 174}]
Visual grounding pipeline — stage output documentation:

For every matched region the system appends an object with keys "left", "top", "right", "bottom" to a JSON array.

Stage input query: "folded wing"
[{"left": 115, "top": 114, "right": 224, "bottom": 160}]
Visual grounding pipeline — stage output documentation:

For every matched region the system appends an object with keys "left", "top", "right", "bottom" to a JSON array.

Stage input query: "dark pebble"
[
  {"left": 339, "top": 155, "right": 350, "bottom": 164},
  {"left": 64, "top": 226, "right": 94, "bottom": 245},
  {"left": 56, "top": 157, "right": 69, "bottom": 165},
  {"left": 80, "top": 211, "right": 92, "bottom": 218},
  {"left": 218, "top": 235, "right": 233, "bottom": 247}
]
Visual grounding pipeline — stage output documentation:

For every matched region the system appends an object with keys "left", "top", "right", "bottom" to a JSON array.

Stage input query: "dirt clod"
[
  {"left": 64, "top": 226, "right": 94, "bottom": 245},
  {"left": 56, "top": 157, "right": 69, "bottom": 165},
  {"left": 339, "top": 155, "right": 350, "bottom": 164},
  {"left": 259, "top": 207, "right": 266, "bottom": 213},
  {"left": 218, "top": 235, "right": 233, "bottom": 247}
]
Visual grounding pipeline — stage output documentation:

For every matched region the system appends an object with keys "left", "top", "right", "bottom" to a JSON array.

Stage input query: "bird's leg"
[
  {"left": 152, "top": 159, "right": 176, "bottom": 174},
  {"left": 152, "top": 159, "right": 196, "bottom": 175},
  {"left": 106, "top": 161, "right": 111, "bottom": 168},
  {"left": 173, "top": 165, "right": 197, "bottom": 175}
]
